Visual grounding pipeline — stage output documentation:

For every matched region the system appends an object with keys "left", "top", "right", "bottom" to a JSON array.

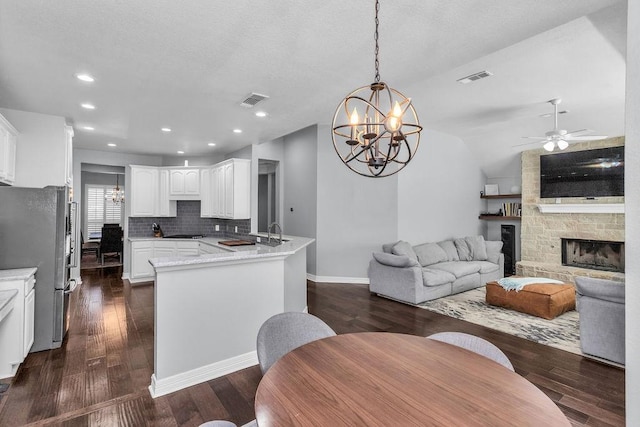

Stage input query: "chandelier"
[
  {"left": 106, "top": 175, "right": 125, "bottom": 204},
  {"left": 331, "top": 0, "right": 422, "bottom": 178}
]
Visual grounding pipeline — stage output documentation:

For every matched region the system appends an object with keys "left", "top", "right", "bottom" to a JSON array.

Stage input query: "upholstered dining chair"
[
  {"left": 99, "top": 225, "right": 123, "bottom": 265},
  {"left": 81, "top": 231, "right": 100, "bottom": 259},
  {"left": 427, "top": 331, "right": 515, "bottom": 371},
  {"left": 256, "top": 312, "right": 337, "bottom": 375},
  {"left": 199, "top": 419, "right": 257, "bottom": 427}
]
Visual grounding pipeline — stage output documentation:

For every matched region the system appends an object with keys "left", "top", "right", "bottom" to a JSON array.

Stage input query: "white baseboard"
[
  {"left": 307, "top": 274, "right": 369, "bottom": 285},
  {"left": 148, "top": 351, "right": 258, "bottom": 398}
]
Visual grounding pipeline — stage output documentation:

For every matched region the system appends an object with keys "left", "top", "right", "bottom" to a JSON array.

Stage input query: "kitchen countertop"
[
  {"left": 0, "top": 267, "right": 38, "bottom": 282},
  {"left": 145, "top": 235, "right": 315, "bottom": 270}
]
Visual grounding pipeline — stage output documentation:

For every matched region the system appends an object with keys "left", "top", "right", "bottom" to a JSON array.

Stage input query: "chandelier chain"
[{"left": 374, "top": 0, "right": 380, "bottom": 83}]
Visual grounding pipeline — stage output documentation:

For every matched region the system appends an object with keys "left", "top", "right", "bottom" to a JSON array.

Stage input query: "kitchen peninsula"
[{"left": 145, "top": 235, "right": 314, "bottom": 398}]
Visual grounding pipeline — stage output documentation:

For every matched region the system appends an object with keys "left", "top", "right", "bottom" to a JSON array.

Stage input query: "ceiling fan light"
[
  {"left": 557, "top": 139, "right": 569, "bottom": 150},
  {"left": 543, "top": 141, "right": 555, "bottom": 152}
]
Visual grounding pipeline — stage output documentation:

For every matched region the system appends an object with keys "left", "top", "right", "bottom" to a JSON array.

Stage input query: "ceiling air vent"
[
  {"left": 240, "top": 93, "right": 269, "bottom": 108},
  {"left": 457, "top": 71, "right": 493, "bottom": 84}
]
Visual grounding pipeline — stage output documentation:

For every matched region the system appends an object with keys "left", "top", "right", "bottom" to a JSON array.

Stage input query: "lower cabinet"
[
  {"left": 130, "top": 240, "right": 199, "bottom": 281},
  {"left": 0, "top": 267, "right": 36, "bottom": 378}
]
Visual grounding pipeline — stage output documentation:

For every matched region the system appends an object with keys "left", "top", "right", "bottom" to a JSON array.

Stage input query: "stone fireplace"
[
  {"left": 516, "top": 137, "right": 625, "bottom": 283},
  {"left": 561, "top": 238, "right": 624, "bottom": 273}
]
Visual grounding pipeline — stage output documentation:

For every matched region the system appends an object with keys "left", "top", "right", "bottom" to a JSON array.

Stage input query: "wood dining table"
[{"left": 255, "top": 332, "right": 570, "bottom": 426}]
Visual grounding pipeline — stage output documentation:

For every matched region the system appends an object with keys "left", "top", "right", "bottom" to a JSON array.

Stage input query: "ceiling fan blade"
[
  {"left": 512, "top": 140, "right": 544, "bottom": 148},
  {"left": 521, "top": 136, "right": 547, "bottom": 140},
  {"left": 565, "top": 129, "right": 592, "bottom": 137},
  {"left": 565, "top": 135, "right": 608, "bottom": 141}
]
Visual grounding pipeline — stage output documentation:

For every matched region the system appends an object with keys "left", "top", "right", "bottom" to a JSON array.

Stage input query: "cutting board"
[{"left": 218, "top": 240, "right": 256, "bottom": 246}]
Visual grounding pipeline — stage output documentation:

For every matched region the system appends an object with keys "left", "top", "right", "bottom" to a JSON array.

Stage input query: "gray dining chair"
[
  {"left": 257, "top": 312, "right": 336, "bottom": 375},
  {"left": 427, "top": 331, "right": 515, "bottom": 371},
  {"left": 199, "top": 420, "right": 257, "bottom": 427}
]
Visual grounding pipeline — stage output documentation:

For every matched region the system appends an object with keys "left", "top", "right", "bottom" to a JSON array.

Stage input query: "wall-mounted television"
[{"left": 539, "top": 146, "right": 624, "bottom": 198}]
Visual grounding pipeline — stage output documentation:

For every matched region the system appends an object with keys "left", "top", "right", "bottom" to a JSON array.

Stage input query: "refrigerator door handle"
[{"left": 64, "top": 279, "right": 78, "bottom": 295}]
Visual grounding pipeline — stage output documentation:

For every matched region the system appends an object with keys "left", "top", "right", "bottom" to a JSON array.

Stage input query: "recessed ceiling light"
[
  {"left": 177, "top": 150, "right": 184, "bottom": 154},
  {"left": 81, "top": 103, "right": 95, "bottom": 110},
  {"left": 83, "top": 126, "right": 94, "bottom": 131},
  {"left": 208, "top": 142, "right": 216, "bottom": 147},
  {"left": 75, "top": 73, "right": 95, "bottom": 83},
  {"left": 107, "top": 143, "right": 117, "bottom": 147},
  {"left": 255, "top": 111, "right": 268, "bottom": 118},
  {"left": 161, "top": 127, "right": 172, "bottom": 132},
  {"left": 233, "top": 129, "right": 242, "bottom": 133}
]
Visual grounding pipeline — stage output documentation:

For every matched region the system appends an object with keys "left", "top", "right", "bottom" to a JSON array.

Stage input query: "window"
[{"left": 86, "top": 185, "right": 124, "bottom": 234}]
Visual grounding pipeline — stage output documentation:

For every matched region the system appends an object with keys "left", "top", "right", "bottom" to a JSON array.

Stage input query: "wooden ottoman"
[{"left": 485, "top": 280, "right": 576, "bottom": 320}]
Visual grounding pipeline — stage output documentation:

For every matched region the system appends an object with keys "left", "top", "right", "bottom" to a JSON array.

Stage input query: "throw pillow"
[
  {"left": 382, "top": 241, "right": 400, "bottom": 254},
  {"left": 454, "top": 238, "right": 472, "bottom": 261},
  {"left": 413, "top": 242, "right": 448, "bottom": 267},
  {"left": 391, "top": 240, "right": 418, "bottom": 262},
  {"left": 465, "top": 235, "right": 488, "bottom": 261},
  {"left": 485, "top": 240, "right": 504, "bottom": 264},
  {"left": 372, "top": 252, "right": 420, "bottom": 268},
  {"left": 437, "top": 240, "right": 460, "bottom": 262}
]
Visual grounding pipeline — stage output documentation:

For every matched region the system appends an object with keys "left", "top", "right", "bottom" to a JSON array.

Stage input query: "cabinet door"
[
  {"left": 0, "top": 125, "right": 9, "bottom": 182},
  {"left": 157, "top": 169, "right": 175, "bottom": 216},
  {"left": 212, "top": 166, "right": 225, "bottom": 217},
  {"left": 231, "top": 159, "right": 251, "bottom": 219},
  {"left": 169, "top": 170, "right": 185, "bottom": 196},
  {"left": 153, "top": 241, "right": 176, "bottom": 259},
  {"left": 200, "top": 168, "right": 212, "bottom": 217},
  {"left": 131, "top": 242, "right": 155, "bottom": 279},
  {"left": 23, "top": 287, "right": 35, "bottom": 357},
  {"left": 184, "top": 169, "right": 200, "bottom": 195},
  {"left": 176, "top": 241, "right": 199, "bottom": 257},
  {"left": 5, "top": 132, "right": 16, "bottom": 184},
  {"left": 223, "top": 163, "right": 234, "bottom": 218},
  {"left": 130, "top": 167, "right": 158, "bottom": 217}
]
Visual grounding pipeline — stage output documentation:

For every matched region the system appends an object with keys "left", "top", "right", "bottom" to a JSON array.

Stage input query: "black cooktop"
[{"left": 163, "top": 234, "right": 204, "bottom": 239}]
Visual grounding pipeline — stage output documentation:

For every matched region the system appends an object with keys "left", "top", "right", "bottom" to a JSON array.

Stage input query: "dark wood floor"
[{"left": 0, "top": 267, "right": 625, "bottom": 426}]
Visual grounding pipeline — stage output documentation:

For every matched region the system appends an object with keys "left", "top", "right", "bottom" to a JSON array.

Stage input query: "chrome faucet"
[{"left": 268, "top": 222, "right": 282, "bottom": 245}]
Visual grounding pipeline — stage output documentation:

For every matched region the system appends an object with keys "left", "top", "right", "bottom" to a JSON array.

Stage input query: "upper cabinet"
[
  {"left": 129, "top": 166, "right": 176, "bottom": 217},
  {"left": 200, "top": 159, "right": 250, "bottom": 219},
  {"left": 169, "top": 168, "right": 200, "bottom": 199},
  {"left": 0, "top": 113, "right": 18, "bottom": 186}
]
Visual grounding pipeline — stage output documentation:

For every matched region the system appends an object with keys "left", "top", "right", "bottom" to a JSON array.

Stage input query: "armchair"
[{"left": 575, "top": 276, "right": 625, "bottom": 365}]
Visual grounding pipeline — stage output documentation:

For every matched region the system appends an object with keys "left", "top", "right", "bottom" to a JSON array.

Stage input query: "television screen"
[{"left": 539, "top": 146, "right": 624, "bottom": 198}]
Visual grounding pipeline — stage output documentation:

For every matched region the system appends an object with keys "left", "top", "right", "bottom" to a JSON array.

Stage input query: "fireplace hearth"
[{"left": 561, "top": 238, "right": 625, "bottom": 273}]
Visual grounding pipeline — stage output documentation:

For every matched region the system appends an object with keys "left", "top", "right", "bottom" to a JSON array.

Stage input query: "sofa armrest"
[
  {"left": 372, "top": 252, "right": 420, "bottom": 268},
  {"left": 498, "top": 253, "right": 504, "bottom": 278},
  {"left": 368, "top": 255, "right": 423, "bottom": 304},
  {"left": 575, "top": 277, "right": 625, "bottom": 304}
]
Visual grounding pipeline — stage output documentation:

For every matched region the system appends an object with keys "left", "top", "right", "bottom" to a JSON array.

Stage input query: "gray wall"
[
  {"left": 626, "top": 0, "right": 639, "bottom": 420},
  {"left": 315, "top": 124, "right": 398, "bottom": 280},
  {"left": 282, "top": 126, "right": 318, "bottom": 275},
  {"left": 398, "top": 129, "right": 486, "bottom": 243}
]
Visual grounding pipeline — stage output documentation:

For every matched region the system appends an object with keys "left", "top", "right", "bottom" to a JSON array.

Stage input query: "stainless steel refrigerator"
[{"left": 0, "top": 185, "right": 78, "bottom": 352}]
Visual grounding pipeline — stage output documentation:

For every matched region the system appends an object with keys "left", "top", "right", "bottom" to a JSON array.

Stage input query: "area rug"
[{"left": 418, "top": 287, "right": 581, "bottom": 355}]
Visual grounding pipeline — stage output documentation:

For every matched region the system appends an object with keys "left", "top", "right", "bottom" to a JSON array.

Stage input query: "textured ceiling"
[{"left": 0, "top": 0, "right": 627, "bottom": 178}]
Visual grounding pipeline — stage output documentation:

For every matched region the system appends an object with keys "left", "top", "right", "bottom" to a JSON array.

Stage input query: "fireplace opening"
[{"left": 561, "top": 238, "right": 624, "bottom": 273}]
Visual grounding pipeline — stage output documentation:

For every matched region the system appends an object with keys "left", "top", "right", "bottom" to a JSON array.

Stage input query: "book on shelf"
[{"left": 501, "top": 202, "right": 522, "bottom": 217}]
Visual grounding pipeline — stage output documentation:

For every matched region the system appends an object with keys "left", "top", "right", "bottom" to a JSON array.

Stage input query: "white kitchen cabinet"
[
  {"left": 0, "top": 113, "right": 18, "bottom": 186},
  {"left": 131, "top": 241, "right": 155, "bottom": 279},
  {"left": 0, "top": 267, "right": 37, "bottom": 378},
  {"left": 154, "top": 241, "right": 176, "bottom": 258},
  {"left": 176, "top": 241, "right": 199, "bottom": 257},
  {"left": 129, "top": 166, "right": 176, "bottom": 217},
  {"left": 200, "top": 168, "right": 212, "bottom": 216},
  {"left": 202, "top": 159, "right": 250, "bottom": 219},
  {"left": 169, "top": 168, "right": 200, "bottom": 199},
  {"left": 199, "top": 242, "right": 231, "bottom": 255}
]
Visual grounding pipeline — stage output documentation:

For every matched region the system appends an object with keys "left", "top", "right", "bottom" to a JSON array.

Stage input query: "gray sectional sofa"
[{"left": 368, "top": 236, "right": 504, "bottom": 304}]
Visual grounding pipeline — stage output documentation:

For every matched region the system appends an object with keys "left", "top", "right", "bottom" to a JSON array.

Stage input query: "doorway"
[{"left": 258, "top": 160, "right": 279, "bottom": 233}]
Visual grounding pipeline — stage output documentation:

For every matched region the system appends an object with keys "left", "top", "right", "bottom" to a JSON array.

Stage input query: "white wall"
[
  {"left": 398, "top": 129, "right": 486, "bottom": 243},
  {"left": 315, "top": 124, "right": 398, "bottom": 281},
  {"left": 625, "top": 0, "right": 639, "bottom": 421},
  {"left": 0, "top": 108, "right": 68, "bottom": 188}
]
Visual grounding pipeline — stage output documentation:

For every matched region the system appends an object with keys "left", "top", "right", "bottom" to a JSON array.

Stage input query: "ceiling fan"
[{"left": 518, "top": 98, "right": 607, "bottom": 151}]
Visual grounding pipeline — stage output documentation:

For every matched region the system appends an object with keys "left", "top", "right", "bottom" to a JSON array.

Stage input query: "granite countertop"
[
  {"left": 0, "top": 267, "right": 38, "bottom": 282},
  {"left": 148, "top": 235, "right": 315, "bottom": 269},
  {"left": 0, "top": 289, "right": 18, "bottom": 324}
]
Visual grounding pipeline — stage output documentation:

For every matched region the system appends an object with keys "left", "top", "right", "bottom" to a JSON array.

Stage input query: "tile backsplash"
[{"left": 128, "top": 201, "right": 251, "bottom": 238}]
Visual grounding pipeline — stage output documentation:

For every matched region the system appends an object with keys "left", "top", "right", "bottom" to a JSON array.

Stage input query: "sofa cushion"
[
  {"left": 575, "top": 276, "right": 625, "bottom": 304},
  {"left": 391, "top": 240, "right": 418, "bottom": 262},
  {"left": 437, "top": 240, "right": 460, "bottom": 262},
  {"left": 422, "top": 268, "right": 456, "bottom": 287},
  {"left": 372, "top": 252, "right": 420, "bottom": 268},
  {"left": 465, "top": 235, "right": 488, "bottom": 261},
  {"left": 485, "top": 240, "right": 504, "bottom": 264},
  {"left": 430, "top": 261, "right": 481, "bottom": 278},
  {"left": 467, "top": 261, "right": 500, "bottom": 274},
  {"left": 453, "top": 238, "right": 472, "bottom": 261},
  {"left": 382, "top": 241, "right": 400, "bottom": 254},
  {"left": 413, "top": 243, "right": 448, "bottom": 266}
]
